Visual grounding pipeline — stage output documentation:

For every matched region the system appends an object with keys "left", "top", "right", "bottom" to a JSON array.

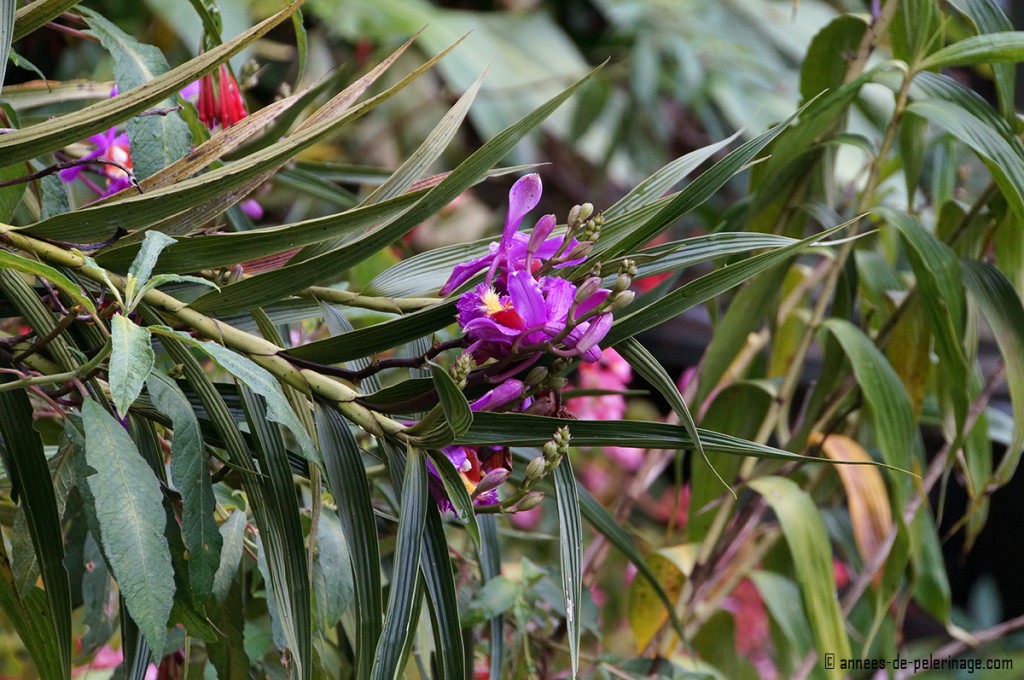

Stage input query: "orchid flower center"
[
  {"left": 101, "top": 142, "right": 132, "bottom": 179},
  {"left": 480, "top": 287, "right": 526, "bottom": 330}
]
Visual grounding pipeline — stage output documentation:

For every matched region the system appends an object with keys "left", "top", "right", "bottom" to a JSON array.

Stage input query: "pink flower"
[{"left": 59, "top": 128, "right": 134, "bottom": 197}]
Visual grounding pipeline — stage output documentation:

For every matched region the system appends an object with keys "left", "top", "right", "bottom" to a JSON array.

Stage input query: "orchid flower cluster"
[{"left": 430, "top": 174, "right": 637, "bottom": 515}]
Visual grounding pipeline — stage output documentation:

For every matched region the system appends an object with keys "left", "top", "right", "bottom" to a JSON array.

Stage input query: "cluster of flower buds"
[
  {"left": 475, "top": 426, "right": 571, "bottom": 514},
  {"left": 198, "top": 64, "right": 248, "bottom": 129}
]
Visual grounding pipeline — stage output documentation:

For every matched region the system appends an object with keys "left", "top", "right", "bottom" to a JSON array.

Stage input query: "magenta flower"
[
  {"left": 428, "top": 379, "right": 524, "bottom": 513},
  {"left": 457, "top": 268, "right": 611, "bottom": 363},
  {"left": 58, "top": 128, "right": 134, "bottom": 197},
  {"left": 439, "top": 174, "right": 583, "bottom": 296}
]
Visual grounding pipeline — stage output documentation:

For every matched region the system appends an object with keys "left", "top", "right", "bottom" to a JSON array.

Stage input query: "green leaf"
[
  {"left": 0, "top": 365, "right": 72, "bottom": 678},
  {"left": 961, "top": 259, "right": 1024, "bottom": 483},
  {"left": 0, "top": 1, "right": 13, "bottom": 98},
  {"left": 875, "top": 207, "right": 969, "bottom": 431},
  {"left": 821, "top": 319, "right": 921, "bottom": 503},
  {"left": 420, "top": 504, "right": 466, "bottom": 679},
  {"left": 947, "top": 0, "right": 1016, "bottom": 119},
  {"left": 890, "top": 0, "right": 941, "bottom": 64},
  {"left": 749, "top": 476, "right": 850, "bottom": 678},
  {"left": 430, "top": 361, "right": 473, "bottom": 438},
  {"left": 919, "top": 31, "right": 1024, "bottom": 70},
  {"left": 801, "top": 15, "right": 869, "bottom": 101},
  {"left": 110, "top": 314, "right": 155, "bottom": 417},
  {"left": 553, "top": 454, "right": 582, "bottom": 678},
  {"left": 125, "top": 231, "right": 177, "bottom": 307},
  {"left": 187, "top": 62, "right": 604, "bottom": 315},
  {"left": 313, "top": 508, "right": 354, "bottom": 631},
  {"left": 0, "top": 249, "right": 97, "bottom": 315},
  {"left": 81, "top": 8, "right": 192, "bottom": 181},
  {"left": 211, "top": 509, "right": 246, "bottom": 604},
  {"left": 152, "top": 327, "right": 318, "bottom": 462},
  {"left": 81, "top": 398, "right": 173, "bottom": 657},
  {"left": 0, "top": 574, "right": 64, "bottom": 680},
  {"left": 371, "top": 445, "right": 428, "bottom": 680},
  {"left": 424, "top": 448, "right": 480, "bottom": 546},
  {"left": 605, "top": 220, "right": 854, "bottom": 346},
  {"left": 315, "top": 403, "right": 382, "bottom": 680},
  {"left": 0, "top": 2, "right": 301, "bottom": 167},
  {"left": 461, "top": 575, "right": 518, "bottom": 627},
  {"left": 146, "top": 372, "right": 221, "bottom": 601},
  {"left": 477, "top": 516, "right": 504, "bottom": 680},
  {"left": 239, "top": 384, "right": 311, "bottom": 679},
  {"left": 12, "top": 0, "right": 80, "bottom": 42}
]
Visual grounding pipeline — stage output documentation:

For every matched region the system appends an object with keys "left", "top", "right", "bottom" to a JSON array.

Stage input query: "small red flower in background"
[{"left": 198, "top": 64, "right": 247, "bottom": 129}]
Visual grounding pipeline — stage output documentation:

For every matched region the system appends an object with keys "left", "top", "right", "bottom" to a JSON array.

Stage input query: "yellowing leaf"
[{"left": 628, "top": 543, "right": 696, "bottom": 652}]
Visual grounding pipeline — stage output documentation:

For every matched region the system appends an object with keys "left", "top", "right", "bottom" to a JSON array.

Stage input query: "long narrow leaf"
[{"left": 553, "top": 454, "right": 583, "bottom": 678}]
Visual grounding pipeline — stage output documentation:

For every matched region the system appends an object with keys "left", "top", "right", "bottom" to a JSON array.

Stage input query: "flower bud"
[
  {"left": 524, "top": 366, "right": 549, "bottom": 386},
  {"left": 527, "top": 214, "right": 557, "bottom": 255},
  {"left": 525, "top": 456, "right": 546, "bottom": 481},
  {"left": 609, "top": 290, "right": 636, "bottom": 311},
  {"left": 574, "top": 276, "right": 603, "bottom": 304},
  {"left": 565, "top": 241, "right": 593, "bottom": 262},
  {"left": 470, "top": 378, "right": 524, "bottom": 412},
  {"left": 542, "top": 440, "right": 559, "bottom": 460},
  {"left": 549, "top": 376, "right": 569, "bottom": 390},
  {"left": 619, "top": 258, "right": 638, "bottom": 278},
  {"left": 581, "top": 215, "right": 602, "bottom": 242},
  {"left": 514, "top": 491, "right": 545, "bottom": 512},
  {"left": 450, "top": 352, "right": 475, "bottom": 387},
  {"left": 612, "top": 273, "right": 631, "bottom": 294},
  {"left": 472, "top": 469, "right": 510, "bottom": 497}
]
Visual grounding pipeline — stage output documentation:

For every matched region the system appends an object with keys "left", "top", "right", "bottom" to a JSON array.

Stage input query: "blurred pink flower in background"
[{"left": 567, "top": 347, "right": 644, "bottom": 471}]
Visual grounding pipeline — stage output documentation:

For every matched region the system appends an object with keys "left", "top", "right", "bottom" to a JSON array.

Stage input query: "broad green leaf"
[
  {"left": 749, "top": 571, "right": 813, "bottom": 657},
  {"left": 909, "top": 506, "right": 952, "bottom": 623},
  {"left": 919, "top": 31, "right": 1024, "bottom": 70},
  {"left": 0, "top": 366, "right": 71, "bottom": 678},
  {"left": 125, "top": 231, "right": 177, "bottom": 306},
  {"left": 947, "top": 0, "right": 1016, "bottom": 119},
  {"left": 205, "top": 570, "right": 251, "bottom": 678},
  {"left": 821, "top": 319, "right": 921, "bottom": 504},
  {"left": 315, "top": 403, "right": 382, "bottom": 680},
  {"left": 553, "top": 454, "right": 583, "bottom": 678},
  {"left": 313, "top": 508, "right": 354, "bottom": 631},
  {"left": 801, "top": 15, "right": 868, "bottom": 101},
  {"left": 876, "top": 208, "right": 968, "bottom": 431},
  {"left": 461, "top": 575, "right": 518, "bottom": 626},
  {"left": 146, "top": 372, "right": 221, "bottom": 601},
  {"left": 152, "top": 328, "right": 318, "bottom": 462},
  {"left": 211, "top": 509, "right": 246, "bottom": 603},
  {"left": 371, "top": 445, "right": 428, "bottom": 680},
  {"left": 110, "top": 314, "right": 155, "bottom": 417},
  {"left": 239, "top": 384, "right": 311, "bottom": 679},
  {"left": 0, "top": 248, "right": 97, "bottom": 315},
  {"left": 890, "top": 0, "right": 941, "bottom": 64},
  {"left": 81, "top": 9, "right": 191, "bottom": 181},
  {"left": 961, "top": 259, "right": 1024, "bottom": 482},
  {"left": 0, "top": 2, "right": 301, "bottom": 166},
  {"left": 187, "top": 63, "right": 604, "bottom": 315},
  {"left": 749, "top": 476, "right": 850, "bottom": 678},
  {"left": 81, "top": 399, "right": 173, "bottom": 657}
]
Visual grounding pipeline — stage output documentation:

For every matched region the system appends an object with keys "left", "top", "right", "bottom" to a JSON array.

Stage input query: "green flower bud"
[
  {"left": 514, "top": 491, "right": 545, "bottom": 512},
  {"left": 609, "top": 290, "right": 636, "bottom": 311},
  {"left": 525, "top": 456, "right": 546, "bottom": 481},
  {"left": 524, "top": 366, "right": 549, "bottom": 386}
]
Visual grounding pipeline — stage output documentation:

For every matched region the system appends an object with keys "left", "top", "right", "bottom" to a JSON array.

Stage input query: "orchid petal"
[
  {"left": 470, "top": 379, "right": 524, "bottom": 412},
  {"left": 508, "top": 269, "right": 547, "bottom": 328},
  {"left": 501, "top": 173, "right": 543, "bottom": 249},
  {"left": 441, "top": 252, "right": 497, "bottom": 296}
]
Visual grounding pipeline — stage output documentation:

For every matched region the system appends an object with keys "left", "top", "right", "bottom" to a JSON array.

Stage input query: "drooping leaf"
[
  {"left": 919, "top": 31, "right": 1024, "bottom": 70},
  {"left": 313, "top": 507, "right": 354, "bottom": 631},
  {"left": 146, "top": 371, "right": 221, "bottom": 600},
  {"left": 109, "top": 314, "right": 154, "bottom": 417},
  {"left": 211, "top": 509, "right": 247, "bottom": 604},
  {"left": 81, "top": 399, "right": 174, "bottom": 657},
  {"left": 0, "top": 249, "right": 97, "bottom": 315},
  {"left": 553, "top": 454, "right": 583, "bottom": 678}
]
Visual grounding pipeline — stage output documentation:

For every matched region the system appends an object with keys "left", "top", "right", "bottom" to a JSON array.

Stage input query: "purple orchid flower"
[
  {"left": 439, "top": 174, "right": 584, "bottom": 296},
  {"left": 456, "top": 269, "right": 612, "bottom": 363},
  {"left": 428, "top": 378, "right": 524, "bottom": 513},
  {"left": 58, "top": 128, "right": 135, "bottom": 197}
]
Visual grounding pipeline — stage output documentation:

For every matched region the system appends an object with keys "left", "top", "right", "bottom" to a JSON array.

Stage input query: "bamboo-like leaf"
[
  {"left": 146, "top": 372, "right": 221, "bottom": 600},
  {"left": 211, "top": 509, "right": 246, "bottom": 604},
  {"left": 424, "top": 448, "right": 480, "bottom": 545},
  {"left": 187, "top": 63, "right": 604, "bottom": 315},
  {"left": 239, "top": 384, "right": 311, "bottom": 679},
  {"left": 315, "top": 403, "right": 382, "bottom": 680},
  {"left": 947, "top": 0, "right": 1016, "bottom": 119},
  {"left": 749, "top": 476, "right": 850, "bottom": 679},
  {"left": 152, "top": 327, "right": 318, "bottom": 462},
  {"left": 553, "top": 453, "right": 582, "bottom": 678},
  {"left": 0, "top": 366, "right": 71, "bottom": 678},
  {"left": 0, "top": 2, "right": 303, "bottom": 166},
  {"left": 961, "top": 259, "right": 1024, "bottom": 482},
  {"left": 605, "top": 221, "right": 853, "bottom": 346},
  {"left": 109, "top": 314, "right": 154, "bottom": 417},
  {"left": 876, "top": 207, "right": 969, "bottom": 431},
  {"left": 420, "top": 504, "right": 466, "bottom": 679},
  {"left": 430, "top": 361, "right": 473, "bottom": 438},
  {"left": 12, "top": 0, "right": 81, "bottom": 42},
  {"left": 371, "top": 445, "right": 428, "bottom": 680},
  {"left": 821, "top": 319, "right": 921, "bottom": 504},
  {"left": 0, "top": 571, "right": 64, "bottom": 680},
  {"left": 919, "top": 31, "right": 1024, "bottom": 69},
  {"left": 0, "top": 249, "right": 97, "bottom": 315},
  {"left": 81, "top": 8, "right": 191, "bottom": 181},
  {"left": 0, "top": 0, "right": 14, "bottom": 98},
  {"left": 313, "top": 508, "right": 354, "bottom": 631},
  {"left": 81, "top": 398, "right": 173, "bottom": 657},
  {"left": 477, "top": 515, "right": 504, "bottom": 680}
]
